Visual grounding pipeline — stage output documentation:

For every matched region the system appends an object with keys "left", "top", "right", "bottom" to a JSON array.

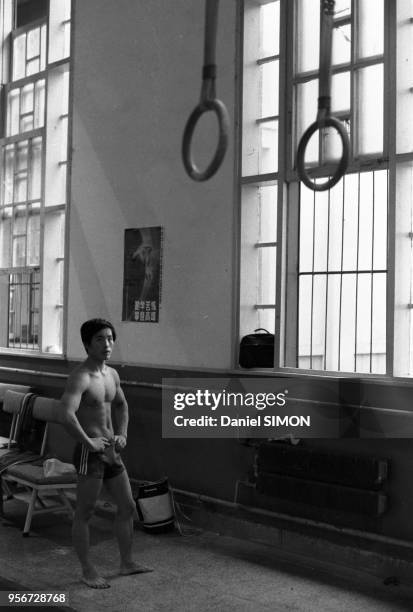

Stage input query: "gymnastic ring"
[
  {"left": 182, "top": 98, "right": 230, "bottom": 181},
  {"left": 296, "top": 116, "right": 349, "bottom": 192}
]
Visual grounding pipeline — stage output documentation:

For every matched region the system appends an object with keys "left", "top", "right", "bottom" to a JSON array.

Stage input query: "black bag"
[
  {"left": 133, "top": 477, "right": 175, "bottom": 533},
  {"left": 239, "top": 328, "right": 274, "bottom": 368}
]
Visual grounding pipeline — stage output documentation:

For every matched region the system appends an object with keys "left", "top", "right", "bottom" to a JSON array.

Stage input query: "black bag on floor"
[
  {"left": 239, "top": 328, "right": 274, "bottom": 368},
  {"left": 133, "top": 477, "right": 175, "bottom": 533}
]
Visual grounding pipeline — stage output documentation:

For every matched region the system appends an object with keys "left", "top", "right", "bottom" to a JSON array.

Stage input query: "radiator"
[{"left": 255, "top": 442, "right": 389, "bottom": 517}]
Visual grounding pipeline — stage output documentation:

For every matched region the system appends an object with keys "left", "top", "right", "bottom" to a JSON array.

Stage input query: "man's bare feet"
[
  {"left": 119, "top": 562, "right": 153, "bottom": 576},
  {"left": 81, "top": 569, "right": 110, "bottom": 589}
]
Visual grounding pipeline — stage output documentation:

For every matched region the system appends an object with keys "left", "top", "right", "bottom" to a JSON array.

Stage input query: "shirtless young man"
[{"left": 60, "top": 318, "right": 140, "bottom": 589}]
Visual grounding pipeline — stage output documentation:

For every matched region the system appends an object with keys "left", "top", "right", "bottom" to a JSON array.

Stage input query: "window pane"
[
  {"left": 34, "top": 80, "right": 46, "bottom": 128},
  {"left": 323, "top": 119, "right": 350, "bottom": 163},
  {"left": 331, "top": 72, "right": 350, "bottom": 114},
  {"left": 295, "top": 79, "right": 318, "bottom": 162},
  {"left": 7, "top": 90, "right": 20, "bottom": 136},
  {"left": 327, "top": 180, "right": 344, "bottom": 271},
  {"left": 296, "top": 0, "right": 320, "bottom": 74},
  {"left": 12, "top": 207, "right": 27, "bottom": 267},
  {"left": 299, "top": 183, "right": 314, "bottom": 273},
  {"left": 334, "top": 0, "right": 351, "bottom": 18},
  {"left": 355, "top": 273, "right": 372, "bottom": 373},
  {"left": 30, "top": 138, "right": 43, "bottom": 200},
  {"left": 261, "top": 60, "right": 279, "bottom": 118},
  {"left": 373, "top": 170, "right": 388, "bottom": 270},
  {"left": 298, "top": 171, "right": 387, "bottom": 373},
  {"left": 342, "top": 174, "right": 358, "bottom": 270},
  {"left": 21, "top": 84, "right": 34, "bottom": 132},
  {"left": 257, "top": 308, "right": 275, "bottom": 334},
  {"left": 13, "top": 34, "right": 26, "bottom": 80},
  {"left": 259, "top": 246, "right": 276, "bottom": 304},
  {"left": 16, "top": 142, "right": 28, "bottom": 202},
  {"left": 325, "top": 274, "right": 341, "bottom": 371},
  {"left": 260, "top": 1, "right": 279, "bottom": 58},
  {"left": 371, "top": 272, "right": 386, "bottom": 374},
  {"left": 259, "top": 184, "right": 277, "bottom": 243},
  {"left": 358, "top": 0, "right": 384, "bottom": 59},
  {"left": 358, "top": 172, "right": 373, "bottom": 270},
  {"left": 0, "top": 208, "right": 12, "bottom": 268},
  {"left": 356, "top": 64, "right": 384, "bottom": 155},
  {"left": 298, "top": 275, "right": 312, "bottom": 365},
  {"left": 61, "top": 70, "right": 70, "bottom": 115},
  {"left": 8, "top": 270, "right": 40, "bottom": 349},
  {"left": 40, "top": 24, "right": 47, "bottom": 70},
  {"left": 27, "top": 209, "right": 40, "bottom": 266},
  {"left": 332, "top": 23, "right": 351, "bottom": 66},
  {"left": 313, "top": 190, "right": 329, "bottom": 272},
  {"left": 26, "top": 57, "right": 40, "bottom": 76},
  {"left": 339, "top": 273, "right": 357, "bottom": 371},
  {"left": 27, "top": 27, "right": 40, "bottom": 60},
  {"left": 259, "top": 120, "right": 278, "bottom": 174},
  {"left": 312, "top": 274, "right": 327, "bottom": 366},
  {"left": 63, "top": 22, "right": 71, "bottom": 58},
  {"left": 4, "top": 147, "right": 15, "bottom": 204},
  {"left": 21, "top": 84, "right": 34, "bottom": 115},
  {"left": 59, "top": 117, "right": 68, "bottom": 161}
]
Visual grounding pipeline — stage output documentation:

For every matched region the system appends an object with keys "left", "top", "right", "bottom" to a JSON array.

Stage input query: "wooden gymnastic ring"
[
  {"left": 182, "top": 98, "right": 229, "bottom": 181},
  {"left": 296, "top": 116, "right": 349, "bottom": 192}
]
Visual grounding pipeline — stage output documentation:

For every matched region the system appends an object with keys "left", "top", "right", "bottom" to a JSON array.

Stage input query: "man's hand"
[
  {"left": 88, "top": 437, "right": 110, "bottom": 453},
  {"left": 114, "top": 435, "right": 127, "bottom": 451}
]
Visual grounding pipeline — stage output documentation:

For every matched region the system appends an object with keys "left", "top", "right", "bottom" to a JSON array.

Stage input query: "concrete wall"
[{"left": 67, "top": 0, "right": 237, "bottom": 369}]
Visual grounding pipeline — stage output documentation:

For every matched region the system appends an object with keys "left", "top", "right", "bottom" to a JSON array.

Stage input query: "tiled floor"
[{"left": 0, "top": 499, "right": 413, "bottom": 612}]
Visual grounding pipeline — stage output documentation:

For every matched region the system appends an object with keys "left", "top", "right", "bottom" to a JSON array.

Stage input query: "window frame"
[
  {"left": 238, "top": 0, "right": 405, "bottom": 379},
  {"left": 0, "top": 0, "right": 72, "bottom": 357}
]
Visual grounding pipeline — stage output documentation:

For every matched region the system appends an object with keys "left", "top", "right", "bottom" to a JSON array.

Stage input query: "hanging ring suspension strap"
[
  {"left": 182, "top": 0, "right": 230, "bottom": 181},
  {"left": 296, "top": 0, "right": 349, "bottom": 192}
]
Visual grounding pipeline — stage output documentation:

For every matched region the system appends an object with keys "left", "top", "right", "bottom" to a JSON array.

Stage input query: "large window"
[
  {"left": 240, "top": 0, "right": 413, "bottom": 376},
  {"left": 0, "top": 0, "right": 71, "bottom": 354}
]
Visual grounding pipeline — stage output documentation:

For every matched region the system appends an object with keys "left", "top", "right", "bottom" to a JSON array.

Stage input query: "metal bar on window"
[
  {"left": 255, "top": 241, "right": 277, "bottom": 248},
  {"left": 310, "top": 186, "right": 316, "bottom": 369},
  {"left": 354, "top": 173, "right": 361, "bottom": 372},
  {"left": 333, "top": 15, "right": 351, "bottom": 27},
  {"left": 256, "top": 115, "right": 279, "bottom": 124},
  {"left": 369, "top": 171, "right": 376, "bottom": 373},
  {"left": 337, "top": 175, "right": 346, "bottom": 371},
  {"left": 298, "top": 269, "right": 387, "bottom": 276},
  {"left": 257, "top": 54, "right": 280, "bottom": 66},
  {"left": 324, "top": 186, "right": 331, "bottom": 370},
  {"left": 241, "top": 173, "right": 279, "bottom": 185}
]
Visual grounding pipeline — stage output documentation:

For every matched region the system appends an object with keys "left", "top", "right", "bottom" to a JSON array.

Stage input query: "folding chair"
[
  {"left": 0, "top": 384, "right": 33, "bottom": 452},
  {"left": 1, "top": 392, "right": 77, "bottom": 536}
]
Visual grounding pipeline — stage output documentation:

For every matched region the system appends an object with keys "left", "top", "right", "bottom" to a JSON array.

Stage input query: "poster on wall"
[{"left": 122, "top": 226, "right": 163, "bottom": 323}]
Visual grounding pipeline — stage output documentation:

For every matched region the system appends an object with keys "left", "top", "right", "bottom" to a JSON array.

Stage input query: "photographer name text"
[{"left": 173, "top": 414, "right": 310, "bottom": 428}]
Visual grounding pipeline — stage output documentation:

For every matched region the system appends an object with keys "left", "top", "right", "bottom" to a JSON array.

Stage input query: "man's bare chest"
[{"left": 83, "top": 373, "right": 116, "bottom": 405}]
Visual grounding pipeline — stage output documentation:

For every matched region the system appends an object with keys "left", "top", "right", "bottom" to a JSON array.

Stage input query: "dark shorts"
[{"left": 73, "top": 442, "right": 125, "bottom": 480}]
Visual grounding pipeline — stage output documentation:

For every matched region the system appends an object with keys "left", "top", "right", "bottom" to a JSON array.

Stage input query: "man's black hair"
[{"left": 80, "top": 318, "right": 117, "bottom": 346}]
